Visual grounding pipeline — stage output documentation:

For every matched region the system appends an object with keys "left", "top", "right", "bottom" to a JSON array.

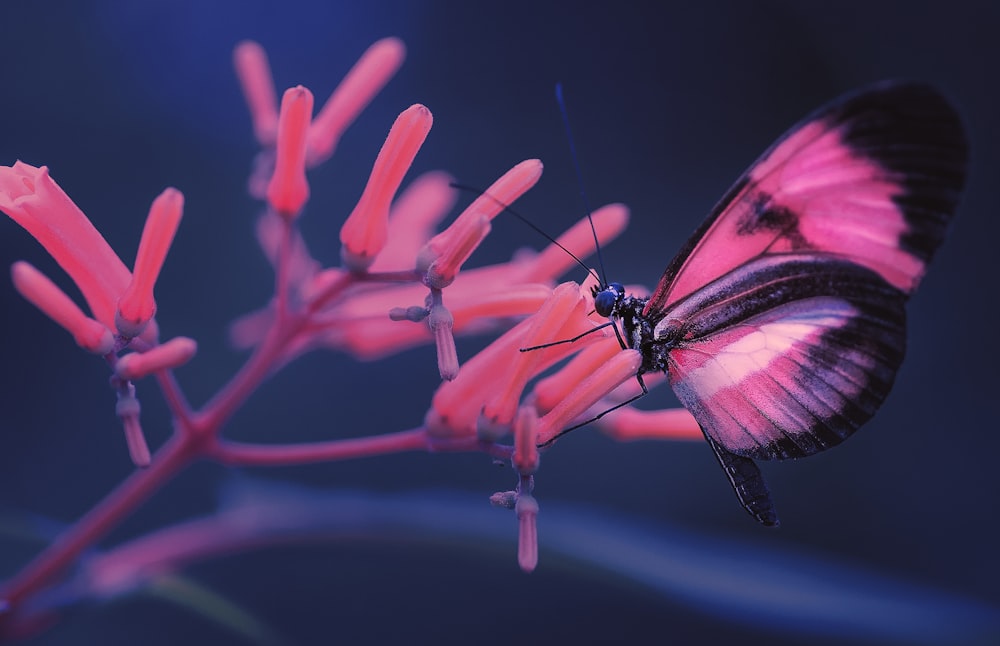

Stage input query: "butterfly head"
[{"left": 592, "top": 282, "right": 625, "bottom": 318}]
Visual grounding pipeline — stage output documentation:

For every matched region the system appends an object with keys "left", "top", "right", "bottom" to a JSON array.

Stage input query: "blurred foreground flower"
[{"left": 0, "top": 163, "right": 188, "bottom": 467}]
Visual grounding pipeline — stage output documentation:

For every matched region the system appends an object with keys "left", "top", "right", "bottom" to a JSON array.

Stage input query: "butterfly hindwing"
[
  {"left": 659, "top": 254, "right": 907, "bottom": 461},
  {"left": 702, "top": 431, "right": 778, "bottom": 527},
  {"left": 644, "top": 82, "right": 967, "bottom": 316}
]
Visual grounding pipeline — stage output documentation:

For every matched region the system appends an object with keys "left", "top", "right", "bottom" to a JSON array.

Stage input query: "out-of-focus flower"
[
  {"left": 340, "top": 104, "right": 433, "bottom": 271},
  {"left": 116, "top": 337, "right": 198, "bottom": 382},
  {"left": 306, "top": 38, "right": 406, "bottom": 166},
  {"left": 0, "top": 162, "right": 132, "bottom": 336},
  {"left": 117, "top": 187, "right": 184, "bottom": 338},
  {"left": 10, "top": 261, "right": 114, "bottom": 354},
  {"left": 1, "top": 164, "right": 191, "bottom": 468},
  {"left": 236, "top": 38, "right": 406, "bottom": 200},
  {"left": 232, "top": 40, "right": 280, "bottom": 148},
  {"left": 266, "top": 86, "right": 314, "bottom": 220},
  {"left": 114, "top": 382, "right": 149, "bottom": 468},
  {"left": 0, "top": 163, "right": 185, "bottom": 349}
]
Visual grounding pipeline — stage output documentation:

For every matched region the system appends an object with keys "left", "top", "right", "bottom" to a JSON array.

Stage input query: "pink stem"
[
  {"left": 155, "top": 369, "right": 194, "bottom": 428},
  {"left": 353, "top": 269, "right": 422, "bottom": 283},
  {"left": 274, "top": 216, "right": 294, "bottom": 320},
  {"left": 304, "top": 270, "right": 358, "bottom": 314},
  {"left": 211, "top": 428, "right": 431, "bottom": 466}
]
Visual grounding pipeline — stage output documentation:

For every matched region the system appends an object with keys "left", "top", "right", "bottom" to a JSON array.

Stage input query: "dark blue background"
[{"left": 1, "top": 1, "right": 998, "bottom": 644}]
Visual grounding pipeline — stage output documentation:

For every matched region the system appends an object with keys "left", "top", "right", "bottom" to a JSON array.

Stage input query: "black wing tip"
[
  {"left": 831, "top": 80, "right": 968, "bottom": 176},
  {"left": 826, "top": 81, "right": 968, "bottom": 265},
  {"left": 828, "top": 80, "right": 964, "bottom": 123},
  {"left": 836, "top": 81, "right": 966, "bottom": 160}
]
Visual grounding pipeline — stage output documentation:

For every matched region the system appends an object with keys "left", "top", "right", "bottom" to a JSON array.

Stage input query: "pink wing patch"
[
  {"left": 668, "top": 289, "right": 905, "bottom": 460},
  {"left": 645, "top": 253, "right": 909, "bottom": 461},
  {"left": 644, "top": 83, "right": 966, "bottom": 316}
]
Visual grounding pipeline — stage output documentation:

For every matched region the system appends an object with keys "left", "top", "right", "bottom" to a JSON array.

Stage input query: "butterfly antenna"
[
  {"left": 448, "top": 183, "right": 601, "bottom": 284},
  {"left": 556, "top": 83, "right": 609, "bottom": 287}
]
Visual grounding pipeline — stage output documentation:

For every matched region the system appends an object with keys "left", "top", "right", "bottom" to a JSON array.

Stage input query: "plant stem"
[{"left": 210, "top": 428, "right": 431, "bottom": 466}]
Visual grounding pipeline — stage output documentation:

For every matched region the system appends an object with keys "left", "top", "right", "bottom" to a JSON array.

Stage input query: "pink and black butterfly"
[{"left": 590, "top": 82, "right": 967, "bottom": 526}]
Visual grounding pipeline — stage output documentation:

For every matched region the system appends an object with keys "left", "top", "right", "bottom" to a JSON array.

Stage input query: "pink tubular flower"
[
  {"left": 597, "top": 407, "right": 704, "bottom": 442},
  {"left": 233, "top": 41, "right": 279, "bottom": 147},
  {"left": 535, "top": 349, "right": 643, "bottom": 446},
  {"left": 531, "top": 338, "right": 623, "bottom": 413},
  {"left": 0, "top": 162, "right": 131, "bottom": 333},
  {"left": 426, "top": 283, "right": 600, "bottom": 440},
  {"left": 417, "top": 159, "right": 543, "bottom": 283},
  {"left": 368, "top": 171, "right": 457, "bottom": 273},
  {"left": 307, "top": 37, "right": 406, "bottom": 166},
  {"left": 340, "top": 104, "right": 433, "bottom": 271},
  {"left": 0, "top": 163, "right": 177, "bottom": 347},
  {"left": 427, "top": 299, "right": 458, "bottom": 380},
  {"left": 426, "top": 318, "right": 539, "bottom": 439},
  {"left": 515, "top": 493, "right": 539, "bottom": 573},
  {"left": 10, "top": 261, "right": 114, "bottom": 354},
  {"left": 115, "top": 337, "right": 198, "bottom": 381},
  {"left": 513, "top": 406, "right": 539, "bottom": 475},
  {"left": 319, "top": 276, "right": 553, "bottom": 361},
  {"left": 114, "top": 386, "right": 150, "bottom": 468},
  {"left": 479, "top": 282, "right": 586, "bottom": 438},
  {"left": 236, "top": 39, "right": 406, "bottom": 202},
  {"left": 422, "top": 214, "right": 491, "bottom": 290},
  {"left": 267, "top": 86, "right": 314, "bottom": 219},
  {"left": 117, "top": 188, "right": 184, "bottom": 338}
]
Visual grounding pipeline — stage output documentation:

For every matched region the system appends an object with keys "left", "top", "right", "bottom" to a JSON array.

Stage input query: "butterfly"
[{"left": 590, "top": 82, "right": 967, "bottom": 526}]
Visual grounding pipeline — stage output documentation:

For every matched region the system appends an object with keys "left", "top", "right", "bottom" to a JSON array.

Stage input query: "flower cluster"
[{"left": 0, "top": 36, "right": 704, "bottom": 636}]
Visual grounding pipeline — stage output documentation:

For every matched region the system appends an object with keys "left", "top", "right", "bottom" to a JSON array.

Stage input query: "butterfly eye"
[{"left": 593, "top": 283, "right": 623, "bottom": 318}]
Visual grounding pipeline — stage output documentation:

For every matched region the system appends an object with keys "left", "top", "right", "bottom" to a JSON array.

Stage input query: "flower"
[
  {"left": 0, "top": 163, "right": 184, "bottom": 347},
  {"left": 340, "top": 104, "right": 434, "bottom": 271},
  {"left": 117, "top": 188, "right": 184, "bottom": 338},
  {"left": 2, "top": 165, "right": 188, "bottom": 468},
  {"left": 0, "top": 162, "right": 132, "bottom": 334},
  {"left": 266, "top": 86, "right": 314, "bottom": 220},
  {"left": 10, "top": 261, "right": 114, "bottom": 354}
]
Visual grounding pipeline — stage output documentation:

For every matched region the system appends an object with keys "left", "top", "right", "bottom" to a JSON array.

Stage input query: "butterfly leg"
[
  {"left": 537, "top": 372, "right": 649, "bottom": 448},
  {"left": 520, "top": 320, "right": 616, "bottom": 352},
  {"left": 703, "top": 433, "right": 779, "bottom": 527}
]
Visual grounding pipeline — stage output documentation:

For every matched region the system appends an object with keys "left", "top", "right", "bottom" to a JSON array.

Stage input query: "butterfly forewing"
[{"left": 643, "top": 82, "right": 967, "bottom": 317}]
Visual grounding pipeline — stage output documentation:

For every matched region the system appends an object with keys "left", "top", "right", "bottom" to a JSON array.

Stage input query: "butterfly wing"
[
  {"left": 661, "top": 254, "right": 907, "bottom": 462},
  {"left": 702, "top": 430, "right": 780, "bottom": 526},
  {"left": 644, "top": 82, "right": 967, "bottom": 317}
]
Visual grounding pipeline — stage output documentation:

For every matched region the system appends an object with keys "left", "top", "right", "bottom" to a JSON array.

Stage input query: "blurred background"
[{"left": 1, "top": 1, "right": 998, "bottom": 644}]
